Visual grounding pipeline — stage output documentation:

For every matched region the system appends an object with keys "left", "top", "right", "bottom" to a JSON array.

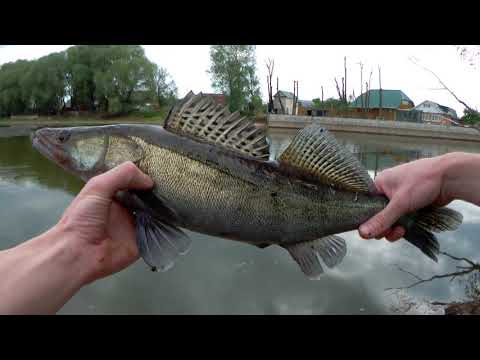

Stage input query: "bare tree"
[
  {"left": 368, "top": 69, "right": 373, "bottom": 104},
  {"left": 276, "top": 76, "right": 285, "bottom": 114},
  {"left": 344, "top": 56, "right": 347, "bottom": 104},
  {"left": 386, "top": 251, "right": 480, "bottom": 291},
  {"left": 365, "top": 82, "right": 370, "bottom": 110},
  {"left": 335, "top": 77, "right": 342, "bottom": 100},
  {"left": 387, "top": 251, "right": 480, "bottom": 315},
  {"left": 379, "top": 65, "right": 382, "bottom": 118},
  {"left": 265, "top": 59, "right": 275, "bottom": 113},
  {"left": 409, "top": 57, "right": 478, "bottom": 114},
  {"left": 292, "top": 80, "right": 299, "bottom": 115},
  {"left": 456, "top": 45, "right": 480, "bottom": 69},
  {"left": 357, "top": 61, "right": 364, "bottom": 109}
]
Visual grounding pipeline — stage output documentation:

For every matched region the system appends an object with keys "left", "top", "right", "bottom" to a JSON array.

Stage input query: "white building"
[
  {"left": 272, "top": 90, "right": 315, "bottom": 115},
  {"left": 414, "top": 100, "right": 458, "bottom": 125},
  {"left": 273, "top": 90, "right": 297, "bottom": 115}
]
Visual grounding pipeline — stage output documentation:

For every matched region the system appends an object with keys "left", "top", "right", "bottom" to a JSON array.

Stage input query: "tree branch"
[
  {"left": 439, "top": 250, "right": 477, "bottom": 267},
  {"left": 409, "top": 56, "right": 478, "bottom": 114},
  {"left": 385, "top": 267, "right": 476, "bottom": 291},
  {"left": 385, "top": 251, "right": 480, "bottom": 291}
]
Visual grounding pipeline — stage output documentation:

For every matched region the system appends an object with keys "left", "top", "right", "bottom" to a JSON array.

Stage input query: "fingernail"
[{"left": 359, "top": 224, "right": 372, "bottom": 239}]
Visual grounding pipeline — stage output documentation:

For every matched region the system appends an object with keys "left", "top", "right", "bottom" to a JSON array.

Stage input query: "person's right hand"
[
  {"left": 56, "top": 161, "right": 153, "bottom": 284},
  {"left": 358, "top": 155, "right": 453, "bottom": 242}
]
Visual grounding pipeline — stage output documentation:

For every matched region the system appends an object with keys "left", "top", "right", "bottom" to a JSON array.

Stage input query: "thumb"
[
  {"left": 359, "top": 199, "right": 406, "bottom": 239},
  {"left": 81, "top": 161, "right": 153, "bottom": 198}
]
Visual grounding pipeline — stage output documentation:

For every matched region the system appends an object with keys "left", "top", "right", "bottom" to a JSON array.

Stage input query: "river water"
[{"left": 1, "top": 126, "right": 479, "bottom": 314}]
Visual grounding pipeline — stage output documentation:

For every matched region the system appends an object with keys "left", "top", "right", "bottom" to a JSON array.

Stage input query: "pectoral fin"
[
  {"left": 282, "top": 235, "right": 347, "bottom": 280},
  {"left": 135, "top": 210, "right": 191, "bottom": 272},
  {"left": 115, "top": 190, "right": 192, "bottom": 272}
]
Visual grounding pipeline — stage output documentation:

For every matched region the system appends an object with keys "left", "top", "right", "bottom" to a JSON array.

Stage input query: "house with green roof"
[
  {"left": 347, "top": 89, "right": 422, "bottom": 122},
  {"left": 351, "top": 89, "right": 415, "bottom": 110}
]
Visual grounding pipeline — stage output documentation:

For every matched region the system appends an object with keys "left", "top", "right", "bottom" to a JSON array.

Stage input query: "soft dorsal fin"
[
  {"left": 278, "top": 125, "right": 375, "bottom": 193},
  {"left": 163, "top": 91, "right": 270, "bottom": 160}
]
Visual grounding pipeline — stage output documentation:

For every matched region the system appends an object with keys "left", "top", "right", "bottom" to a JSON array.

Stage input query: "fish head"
[{"left": 32, "top": 126, "right": 145, "bottom": 181}]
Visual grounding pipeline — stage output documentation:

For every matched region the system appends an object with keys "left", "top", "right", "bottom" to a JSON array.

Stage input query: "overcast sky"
[{"left": 1, "top": 45, "right": 479, "bottom": 116}]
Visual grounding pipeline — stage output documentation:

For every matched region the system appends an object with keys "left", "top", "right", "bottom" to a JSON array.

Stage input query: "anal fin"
[{"left": 282, "top": 235, "right": 347, "bottom": 280}]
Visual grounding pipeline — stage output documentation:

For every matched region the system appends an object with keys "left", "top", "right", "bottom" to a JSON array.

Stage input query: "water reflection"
[
  {"left": 0, "top": 136, "right": 83, "bottom": 194},
  {"left": 1, "top": 129, "right": 480, "bottom": 314}
]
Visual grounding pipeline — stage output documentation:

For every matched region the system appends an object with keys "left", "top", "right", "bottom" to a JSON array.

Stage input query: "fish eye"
[{"left": 57, "top": 131, "right": 70, "bottom": 143}]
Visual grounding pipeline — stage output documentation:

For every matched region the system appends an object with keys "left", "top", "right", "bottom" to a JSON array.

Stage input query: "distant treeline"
[{"left": 0, "top": 45, "right": 177, "bottom": 117}]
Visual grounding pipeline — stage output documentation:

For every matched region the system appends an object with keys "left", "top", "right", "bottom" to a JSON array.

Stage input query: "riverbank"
[
  {"left": 0, "top": 113, "right": 166, "bottom": 138},
  {"left": 0, "top": 113, "right": 268, "bottom": 138},
  {"left": 268, "top": 115, "right": 480, "bottom": 143}
]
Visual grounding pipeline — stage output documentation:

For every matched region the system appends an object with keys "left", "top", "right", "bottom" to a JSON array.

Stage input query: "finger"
[
  {"left": 82, "top": 162, "right": 153, "bottom": 198},
  {"left": 375, "top": 229, "right": 392, "bottom": 240},
  {"left": 108, "top": 202, "right": 139, "bottom": 257},
  {"left": 359, "top": 199, "right": 406, "bottom": 239},
  {"left": 385, "top": 225, "right": 406, "bottom": 242}
]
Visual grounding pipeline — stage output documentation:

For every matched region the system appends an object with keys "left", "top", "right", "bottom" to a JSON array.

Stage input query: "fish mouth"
[{"left": 31, "top": 129, "right": 71, "bottom": 169}]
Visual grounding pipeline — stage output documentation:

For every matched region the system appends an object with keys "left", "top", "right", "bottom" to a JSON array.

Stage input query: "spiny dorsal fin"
[
  {"left": 278, "top": 125, "right": 375, "bottom": 194},
  {"left": 164, "top": 91, "right": 270, "bottom": 160}
]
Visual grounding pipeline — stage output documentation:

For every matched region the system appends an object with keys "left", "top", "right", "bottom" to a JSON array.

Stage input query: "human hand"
[
  {"left": 358, "top": 156, "right": 453, "bottom": 242},
  {"left": 55, "top": 161, "right": 153, "bottom": 285}
]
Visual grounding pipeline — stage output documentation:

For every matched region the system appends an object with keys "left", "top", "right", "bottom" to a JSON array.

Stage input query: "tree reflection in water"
[{"left": 388, "top": 252, "right": 480, "bottom": 315}]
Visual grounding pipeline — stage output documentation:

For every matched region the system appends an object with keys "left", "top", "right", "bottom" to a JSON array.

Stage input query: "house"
[
  {"left": 202, "top": 93, "right": 227, "bottom": 107},
  {"left": 273, "top": 90, "right": 296, "bottom": 114},
  {"left": 273, "top": 90, "right": 314, "bottom": 115},
  {"left": 414, "top": 100, "right": 458, "bottom": 125},
  {"left": 349, "top": 89, "right": 421, "bottom": 122},
  {"left": 297, "top": 99, "right": 315, "bottom": 116},
  {"left": 351, "top": 89, "right": 415, "bottom": 110}
]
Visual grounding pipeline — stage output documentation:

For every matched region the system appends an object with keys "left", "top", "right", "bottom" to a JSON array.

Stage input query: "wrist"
[
  {"left": 0, "top": 225, "right": 87, "bottom": 314},
  {"left": 47, "top": 223, "right": 95, "bottom": 288},
  {"left": 437, "top": 152, "right": 480, "bottom": 205}
]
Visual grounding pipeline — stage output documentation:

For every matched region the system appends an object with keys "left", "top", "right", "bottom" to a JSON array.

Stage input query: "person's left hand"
[{"left": 56, "top": 161, "right": 153, "bottom": 284}]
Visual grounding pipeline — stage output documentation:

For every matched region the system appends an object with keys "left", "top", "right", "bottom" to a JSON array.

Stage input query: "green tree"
[
  {"left": 1, "top": 45, "right": 175, "bottom": 117},
  {"left": 461, "top": 108, "right": 480, "bottom": 125},
  {"left": 93, "top": 45, "right": 156, "bottom": 113},
  {"left": 21, "top": 52, "right": 68, "bottom": 115},
  {"left": 0, "top": 60, "right": 33, "bottom": 116},
  {"left": 64, "top": 45, "right": 98, "bottom": 111},
  {"left": 150, "top": 64, "right": 178, "bottom": 107},
  {"left": 208, "top": 45, "right": 261, "bottom": 114},
  {"left": 312, "top": 97, "right": 348, "bottom": 110}
]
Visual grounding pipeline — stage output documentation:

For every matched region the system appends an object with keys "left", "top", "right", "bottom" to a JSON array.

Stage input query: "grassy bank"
[{"left": 1, "top": 110, "right": 167, "bottom": 127}]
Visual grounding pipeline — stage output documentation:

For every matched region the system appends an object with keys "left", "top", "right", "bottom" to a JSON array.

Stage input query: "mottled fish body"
[{"left": 32, "top": 92, "right": 463, "bottom": 278}]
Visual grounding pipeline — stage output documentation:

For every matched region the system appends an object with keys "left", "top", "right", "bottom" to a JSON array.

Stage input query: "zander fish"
[{"left": 31, "top": 92, "right": 463, "bottom": 279}]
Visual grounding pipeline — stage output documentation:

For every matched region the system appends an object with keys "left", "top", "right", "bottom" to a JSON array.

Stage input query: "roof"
[
  {"left": 350, "top": 89, "right": 414, "bottom": 109},
  {"left": 414, "top": 100, "right": 458, "bottom": 118},
  {"left": 299, "top": 100, "right": 314, "bottom": 108},
  {"left": 202, "top": 93, "right": 227, "bottom": 106},
  {"left": 274, "top": 90, "right": 295, "bottom": 99},
  {"left": 274, "top": 90, "right": 313, "bottom": 108}
]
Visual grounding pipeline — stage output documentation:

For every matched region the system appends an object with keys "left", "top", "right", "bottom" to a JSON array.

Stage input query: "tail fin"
[{"left": 397, "top": 206, "right": 463, "bottom": 262}]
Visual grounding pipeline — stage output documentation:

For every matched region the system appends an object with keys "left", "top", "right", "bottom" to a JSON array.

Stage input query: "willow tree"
[{"left": 208, "top": 45, "right": 262, "bottom": 114}]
